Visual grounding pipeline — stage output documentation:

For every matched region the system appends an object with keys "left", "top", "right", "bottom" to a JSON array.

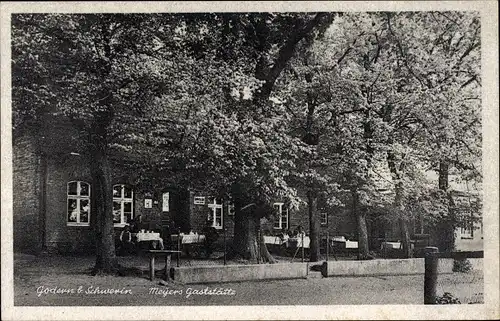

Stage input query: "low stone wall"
[
  {"left": 322, "top": 258, "right": 483, "bottom": 277},
  {"left": 173, "top": 263, "right": 309, "bottom": 284},
  {"left": 321, "top": 259, "right": 425, "bottom": 277},
  {"left": 438, "top": 258, "right": 483, "bottom": 273}
]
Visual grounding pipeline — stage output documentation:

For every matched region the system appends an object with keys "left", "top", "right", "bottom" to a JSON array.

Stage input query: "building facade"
[{"left": 12, "top": 119, "right": 482, "bottom": 255}]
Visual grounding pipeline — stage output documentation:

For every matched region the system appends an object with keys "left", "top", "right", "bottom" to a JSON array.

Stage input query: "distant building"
[{"left": 12, "top": 117, "right": 482, "bottom": 255}]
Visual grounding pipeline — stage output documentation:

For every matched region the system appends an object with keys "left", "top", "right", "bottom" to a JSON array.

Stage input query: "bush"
[
  {"left": 453, "top": 258, "right": 472, "bottom": 273},
  {"left": 435, "top": 292, "right": 461, "bottom": 304}
]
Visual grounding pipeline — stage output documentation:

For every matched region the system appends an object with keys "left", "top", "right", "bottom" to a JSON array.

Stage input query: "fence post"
[
  {"left": 301, "top": 233, "right": 305, "bottom": 263},
  {"left": 177, "top": 232, "right": 181, "bottom": 267},
  {"left": 223, "top": 227, "right": 227, "bottom": 266},
  {"left": 257, "top": 229, "right": 261, "bottom": 264},
  {"left": 326, "top": 231, "right": 329, "bottom": 262},
  {"left": 424, "top": 246, "right": 439, "bottom": 304}
]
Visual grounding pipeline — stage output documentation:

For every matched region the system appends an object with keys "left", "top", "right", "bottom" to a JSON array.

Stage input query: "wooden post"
[
  {"left": 301, "top": 233, "right": 305, "bottom": 263},
  {"left": 326, "top": 232, "right": 329, "bottom": 262},
  {"left": 164, "top": 254, "right": 171, "bottom": 281},
  {"left": 149, "top": 254, "right": 155, "bottom": 281},
  {"left": 257, "top": 229, "right": 261, "bottom": 264},
  {"left": 223, "top": 227, "right": 227, "bottom": 266},
  {"left": 424, "top": 246, "right": 439, "bottom": 304},
  {"left": 177, "top": 233, "right": 181, "bottom": 267}
]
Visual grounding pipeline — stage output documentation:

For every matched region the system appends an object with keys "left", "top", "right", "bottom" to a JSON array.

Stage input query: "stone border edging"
[{"left": 172, "top": 262, "right": 309, "bottom": 284}]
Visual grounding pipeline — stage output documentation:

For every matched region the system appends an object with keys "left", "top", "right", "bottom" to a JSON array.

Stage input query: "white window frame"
[
  {"left": 320, "top": 212, "right": 328, "bottom": 226},
  {"left": 208, "top": 198, "right": 223, "bottom": 229},
  {"left": 67, "top": 181, "right": 91, "bottom": 226},
  {"left": 459, "top": 212, "right": 474, "bottom": 239},
  {"left": 273, "top": 202, "right": 289, "bottom": 230},
  {"left": 113, "top": 184, "right": 134, "bottom": 227}
]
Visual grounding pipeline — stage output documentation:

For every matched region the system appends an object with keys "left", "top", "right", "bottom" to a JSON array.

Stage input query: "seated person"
[
  {"left": 150, "top": 238, "right": 165, "bottom": 250},
  {"left": 129, "top": 214, "right": 143, "bottom": 233},
  {"left": 117, "top": 224, "right": 135, "bottom": 255},
  {"left": 202, "top": 219, "right": 219, "bottom": 258},
  {"left": 295, "top": 225, "right": 306, "bottom": 238}
]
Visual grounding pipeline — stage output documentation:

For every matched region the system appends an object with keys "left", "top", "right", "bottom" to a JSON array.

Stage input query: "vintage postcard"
[{"left": 1, "top": 1, "right": 498, "bottom": 320}]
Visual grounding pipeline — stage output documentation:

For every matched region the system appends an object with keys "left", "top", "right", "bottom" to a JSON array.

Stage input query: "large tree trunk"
[
  {"left": 398, "top": 217, "right": 412, "bottom": 258},
  {"left": 307, "top": 190, "right": 320, "bottom": 262},
  {"left": 394, "top": 179, "right": 411, "bottom": 258},
  {"left": 437, "top": 160, "right": 455, "bottom": 252},
  {"left": 353, "top": 190, "right": 370, "bottom": 260},
  {"left": 90, "top": 120, "right": 118, "bottom": 275},
  {"left": 230, "top": 185, "right": 276, "bottom": 263},
  {"left": 387, "top": 151, "right": 412, "bottom": 258}
]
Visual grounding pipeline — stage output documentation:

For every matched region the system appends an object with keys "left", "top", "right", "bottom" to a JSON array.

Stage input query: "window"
[
  {"left": 113, "top": 184, "right": 134, "bottom": 226},
  {"left": 460, "top": 225, "right": 473, "bottom": 239},
  {"left": 67, "top": 181, "right": 90, "bottom": 226},
  {"left": 273, "top": 203, "right": 289, "bottom": 230},
  {"left": 208, "top": 198, "right": 223, "bottom": 229},
  {"left": 320, "top": 212, "right": 328, "bottom": 226}
]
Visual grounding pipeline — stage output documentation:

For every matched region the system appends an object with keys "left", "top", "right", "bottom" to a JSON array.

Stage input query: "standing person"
[
  {"left": 202, "top": 219, "right": 219, "bottom": 258},
  {"left": 118, "top": 224, "right": 135, "bottom": 255}
]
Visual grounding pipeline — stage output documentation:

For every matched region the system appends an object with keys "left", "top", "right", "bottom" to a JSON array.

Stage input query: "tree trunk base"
[{"left": 91, "top": 258, "right": 122, "bottom": 276}]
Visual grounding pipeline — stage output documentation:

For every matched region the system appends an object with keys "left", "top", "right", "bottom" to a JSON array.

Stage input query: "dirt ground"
[{"left": 12, "top": 253, "right": 483, "bottom": 306}]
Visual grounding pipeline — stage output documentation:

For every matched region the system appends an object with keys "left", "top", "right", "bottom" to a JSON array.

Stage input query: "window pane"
[
  {"left": 68, "top": 199, "right": 78, "bottom": 222},
  {"left": 113, "top": 185, "right": 121, "bottom": 198},
  {"left": 273, "top": 204, "right": 281, "bottom": 228},
  {"left": 124, "top": 202, "right": 132, "bottom": 212},
  {"left": 123, "top": 186, "right": 132, "bottom": 199},
  {"left": 215, "top": 208, "right": 222, "bottom": 227},
  {"left": 80, "top": 182, "right": 90, "bottom": 196},
  {"left": 124, "top": 212, "right": 133, "bottom": 224},
  {"left": 80, "top": 199, "right": 89, "bottom": 223},
  {"left": 113, "top": 201, "right": 121, "bottom": 223},
  {"left": 68, "top": 182, "right": 78, "bottom": 196}
]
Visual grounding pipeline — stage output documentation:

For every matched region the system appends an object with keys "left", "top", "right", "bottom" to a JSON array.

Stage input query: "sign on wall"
[
  {"left": 194, "top": 196, "right": 205, "bottom": 205},
  {"left": 144, "top": 199, "right": 153, "bottom": 209},
  {"left": 162, "top": 192, "right": 170, "bottom": 212}
]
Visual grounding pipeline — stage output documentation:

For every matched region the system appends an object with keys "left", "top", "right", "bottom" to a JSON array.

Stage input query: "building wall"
[
  {"left": 13, "top": 133, "right": 43, "bottom": 253},
  {"left": 41, "top": 149, "right": 191, "bottom": 254},
  {"left": 188, "top": 193, "right": 235, "bottom": 237},
  {"left": 454, "top": 222, "right": 483, "bottom": 252}
]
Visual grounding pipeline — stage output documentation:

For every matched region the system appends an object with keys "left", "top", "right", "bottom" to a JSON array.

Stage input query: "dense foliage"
[{"left": 12, "top": 11, "right": 481, "bottom": 268}]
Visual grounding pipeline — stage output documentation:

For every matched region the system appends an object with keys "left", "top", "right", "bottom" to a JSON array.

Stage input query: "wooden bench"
[{"left": 147, "top": 250, "right": 182, "bottom": 281}]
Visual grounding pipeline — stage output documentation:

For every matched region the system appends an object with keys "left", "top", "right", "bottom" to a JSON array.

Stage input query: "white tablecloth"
[
  {"left": 171, "top": 234, "right": 206, "bottom": 244},
  {"left": 381, "top": 241, "right": 401, "bottom": 250},
  {"left": 331, "top": 236, "right": 347, "bottom": 242},
  {"left": 345, "top": 240, "right": 358, "bottom": 249},
  {"left": 135, "top": 232, "right": 161, "bottom": 242},
  {"left": 264, "top": 235, "right": 289, "bottom": 245},
  {"left": 287, "top": 236, "right": 310, "bottom": 249},
  {"left": 330, "top": 237, "right": 358, "bottom": 249}
]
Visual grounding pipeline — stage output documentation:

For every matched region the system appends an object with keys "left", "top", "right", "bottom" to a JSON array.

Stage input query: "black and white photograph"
[{"left": 1, "top": 1, "right": 498, "bottom": 320}]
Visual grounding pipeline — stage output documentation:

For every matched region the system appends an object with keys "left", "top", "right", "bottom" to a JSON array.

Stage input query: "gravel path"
[{"left": 13, "top": 254, "right": 483, "bottom": 306}]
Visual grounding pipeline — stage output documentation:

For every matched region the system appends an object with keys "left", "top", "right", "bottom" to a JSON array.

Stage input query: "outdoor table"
[
  {"left": 171, "top": 234, "right": 206, "bottom": 259},
  {"left": 287, "top": 236, "right": 310, "bottom": 249},
  {"left": 147, "top": 250, "right": 182, "bottom": 281},
  {"left": 263, "top": 235, "right": 288, "bottom": 246},
  {"left": 381, "top": 241, "right": 402, "bottom": 250},
  {"left": 345, "top": 240, "right": 358, "bottom": 249},
  {"left": 134, "top": 232, "right": 161, "bottom": 242},
  {"left": 171, "top": 234, "right": 206, "bottom": 244}
]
